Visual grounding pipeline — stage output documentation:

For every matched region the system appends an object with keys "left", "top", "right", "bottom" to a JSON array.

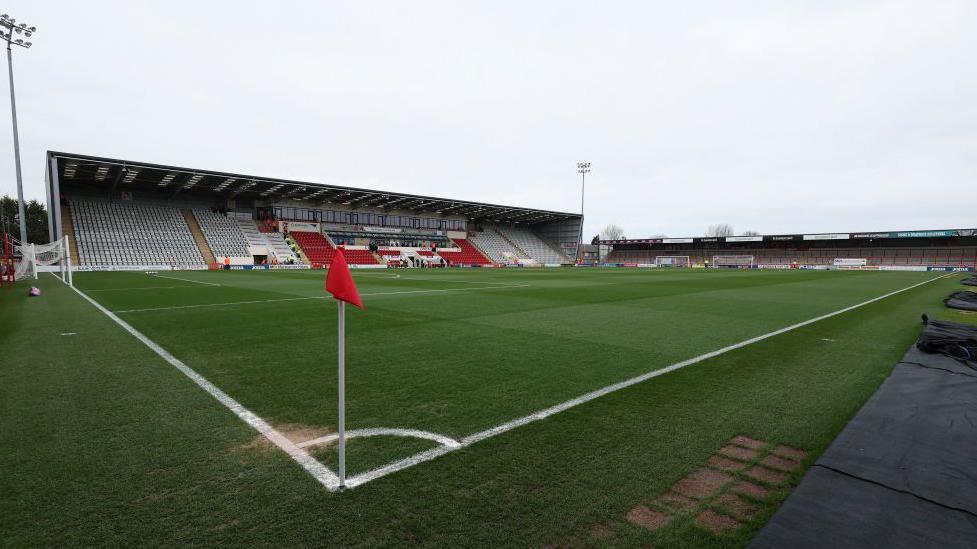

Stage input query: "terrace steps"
[
  {"left": 286, "top": 235, "right": 311, "bottom": 265},
  {"left": 494, "top": 229, "right": 530, "bottom": 258},
  {"left": 61, "top": 204, "right": 81, "bottom": 265},
  {"left": 183, "top": 209, "right": 216, "bottom": 264},
  {"left": 59, "top": 203, "right": 81, "bottom": 264}
]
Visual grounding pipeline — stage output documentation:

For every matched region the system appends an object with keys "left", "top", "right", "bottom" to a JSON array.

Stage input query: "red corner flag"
[
  {"left": 326, "top": 248, "right": 363, "bottom": 489},
  {"left": 326, "top": 248, "right": 364, "bottom": 309}
]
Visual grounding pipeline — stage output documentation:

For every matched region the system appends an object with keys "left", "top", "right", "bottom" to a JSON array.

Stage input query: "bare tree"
[
  {"left": 741, "top": 230, "right": 760, "bottom": 236},
  {"left": 705, "top": 223, "right": 735, "bottom": 237},
  {"left": 600, "top": 224, "right": 626, "bottom": 241}
]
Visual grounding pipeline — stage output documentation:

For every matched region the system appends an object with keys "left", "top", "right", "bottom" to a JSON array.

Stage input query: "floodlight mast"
[
  {"left": 576, "top": 161, "right": 590, "bottom": 262},
  {"left": 0, "top": 14, "right": 35, "bottom": 245}
]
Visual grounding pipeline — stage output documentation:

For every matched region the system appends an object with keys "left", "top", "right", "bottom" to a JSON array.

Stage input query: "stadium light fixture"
[
  {"left": 0, "top": 13, "right": 36, "bottom": 244},
  {"left": 575, "top": 162, "right": 590, "bottom": 262}
]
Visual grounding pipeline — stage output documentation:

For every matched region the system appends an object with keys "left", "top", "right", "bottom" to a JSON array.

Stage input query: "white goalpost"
[
  {"left": 654, "top": 255, "right": 691, "bottom": 268},
  {"left": 712, "top": 255, "right": 755, "bottom": 269},
  {"left": 14, "top": 236, "right": 73, "bottom": 286}
]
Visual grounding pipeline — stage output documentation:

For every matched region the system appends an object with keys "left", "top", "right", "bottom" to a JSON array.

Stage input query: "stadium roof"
[{"left": 47, "top": 151, "right": 581, "bottom": 225}]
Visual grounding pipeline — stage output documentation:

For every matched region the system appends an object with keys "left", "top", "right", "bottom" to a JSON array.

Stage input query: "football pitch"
[{"left": 1, "top": 267, "right": 965, "bottom": 546}]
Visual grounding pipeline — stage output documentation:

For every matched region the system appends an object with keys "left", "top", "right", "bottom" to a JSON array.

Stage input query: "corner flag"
[
  {"left": 326, "top": 248, "right": 364, "bottom": 309},
  {"left": 325, "top": 248, "right": 364, "bottom": 489}
]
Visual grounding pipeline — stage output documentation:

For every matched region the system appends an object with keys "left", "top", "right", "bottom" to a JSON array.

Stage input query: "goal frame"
[
  {"left": 14, "top": 236, "right": 74, "bottom": 286},
  {"left": 711, "top": 255, "right": 756, "bottom": 269},
  {"left": 654, "top": 255, "right": 692, "bottom": 268}
]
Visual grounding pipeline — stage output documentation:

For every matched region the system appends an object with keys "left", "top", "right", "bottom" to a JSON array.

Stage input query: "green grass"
[{"left": 0, "top": 267, "right": 966, "bottom": 547}]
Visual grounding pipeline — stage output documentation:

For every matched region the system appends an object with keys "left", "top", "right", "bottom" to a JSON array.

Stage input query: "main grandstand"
[
  {"left": 44, "top": 151, "right": 581, "bottom": 270},
  {"left": 602, "top": 229, "right": 977, "bottom": 270}
]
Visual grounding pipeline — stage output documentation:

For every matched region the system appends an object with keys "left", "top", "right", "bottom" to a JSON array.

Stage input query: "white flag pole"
[{"left": 337, "top": 299, "right": 347, "bottom": 489}]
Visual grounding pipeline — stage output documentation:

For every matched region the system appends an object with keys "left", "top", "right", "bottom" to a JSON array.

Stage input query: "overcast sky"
[{"left": 2, "top": 1, "right": 975, "bottom": 239}]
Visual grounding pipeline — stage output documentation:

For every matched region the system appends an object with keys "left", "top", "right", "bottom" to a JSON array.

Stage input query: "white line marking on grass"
[
  {"left": 345, "top": 273, "right": 956, "bottom": 489},
  {"left": 297, "top": 428, "right": 461, "bottom": 449},
  {"left": 59, "top": 275, "right": 342, "bottom": 492},
  {"left": 354, "top": 273, "right": 516, "bottom": 285},
  {"left": 115, "top": 296, "right": 325, "bottom": 313},
  {"left": 113, "top": 284, "right": 532, "bottom": 313},
  {"left": 88, "top": 285, "right": 205, "bottom": 292},
  {"left": 149, "top": 273, "right": 220, "bottom": 286},
  {"left": 361, "top": 284, "right": 530, "bottom": 296},
  {"left": 345, "top": 446, "right": 456, "bottom": 489},
  {"left": 353, "top": 272, "right": 400, "bottom": 278}
]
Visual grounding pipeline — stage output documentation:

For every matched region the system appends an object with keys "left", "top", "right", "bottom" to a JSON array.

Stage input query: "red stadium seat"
[
  {"left": 289, "top": 231, "right": 379, "bottom": 266},
  {"left": 438, "top": 239, "right": 493, "bottom": 265}
]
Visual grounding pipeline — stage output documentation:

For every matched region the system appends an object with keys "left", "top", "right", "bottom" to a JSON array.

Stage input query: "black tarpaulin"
[
  {"left": 916, "top": 318, "right": 977, "bottom": 362},
  {"left": 945, "top": 290, "right": 977, "bottom": 311},
  {"left": 749, "top": 338, "right": 977, "bottom": 548},
  {"left": 749, "top": 467, "right": 977, "bottom": 549}
]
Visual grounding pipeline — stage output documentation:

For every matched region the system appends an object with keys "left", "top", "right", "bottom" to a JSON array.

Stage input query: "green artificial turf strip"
[{"left": 0, "top": 269, "right": 964, "bottom": 547}]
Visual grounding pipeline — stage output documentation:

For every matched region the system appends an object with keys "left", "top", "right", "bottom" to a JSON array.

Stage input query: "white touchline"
[
  {"left": 149, "top": 273, "right": 221, "bottom": 286},
  {"left": 343, "top": 273, "right": 957, "bottom": 489},
  {"left": 112, "top": 284, "right": 532, "bottom": 313},
  {"left": 59, "top": 276, "right": 342, "bottom": 492}
]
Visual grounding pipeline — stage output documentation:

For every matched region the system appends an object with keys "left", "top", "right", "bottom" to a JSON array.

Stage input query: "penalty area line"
[
  {"left": 344, "top": 272, "right": 957, "bottom": 489},
  {"left": 60, "top": 276, "right": 342, "bottom": 491}
]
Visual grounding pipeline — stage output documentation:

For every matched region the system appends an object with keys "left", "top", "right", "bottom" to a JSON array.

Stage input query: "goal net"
[
  {"left": 13, "top": 236, "right": 74, "bottom": 286},
  {"left": 712, "top": 255, "right": 755, "bottom": 269},
  {"left": 655, "top": 255, "right": 691, "bottom": 268}
]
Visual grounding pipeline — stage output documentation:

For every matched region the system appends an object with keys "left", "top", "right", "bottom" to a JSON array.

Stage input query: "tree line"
[
  {"left": 1, "top": 195, "right": 49, "bottom": 243},
  {"left": 596, "top": 223, "right": 761, "bottom": 242}
]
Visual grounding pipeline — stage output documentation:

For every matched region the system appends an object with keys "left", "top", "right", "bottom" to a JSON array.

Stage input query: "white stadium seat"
[{"left": 70, "top": 199, "right": 204, "bottom": 267}]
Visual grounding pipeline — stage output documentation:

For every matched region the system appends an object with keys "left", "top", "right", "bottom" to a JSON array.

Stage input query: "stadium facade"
[
  {"left": 602, "top": 229, "right": 977, "bottom": 270},
  {"left": 45, "top": 151, "right": 583, "bottom": 270}
]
